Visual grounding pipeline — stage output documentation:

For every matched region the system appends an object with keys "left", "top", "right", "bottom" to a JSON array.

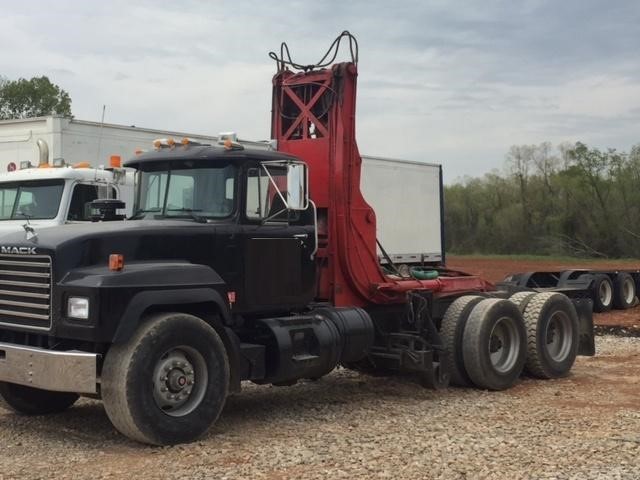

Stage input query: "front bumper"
[{"left": 0, "top": 342, "right": 98, "bottom": 394}]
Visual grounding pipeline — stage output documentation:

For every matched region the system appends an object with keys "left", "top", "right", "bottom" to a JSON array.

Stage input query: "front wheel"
[
  {"left": 101, "top": 313, "right": 229, "bottom": 445},
  {"left": 0, "top": 382, "right": 78, "bottom": 415}
]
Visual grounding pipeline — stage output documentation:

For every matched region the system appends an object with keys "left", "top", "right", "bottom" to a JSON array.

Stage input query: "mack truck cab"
[{"left": 0, "top": 32, "right": 594, "bottom": 445}]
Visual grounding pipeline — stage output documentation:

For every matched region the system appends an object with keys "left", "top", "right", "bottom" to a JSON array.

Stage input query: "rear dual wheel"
[
  {"left": 521, "top": 292, "right": 579, "bottom": 379},
  {"left": 440, "top": 295, "right": 484, "bottom": 387},
  {"left": 462, "top": 299, "right": 527, "bottom": 391},
  {"left": 441, "top": 291, "right": 580, "bottom": 390}
]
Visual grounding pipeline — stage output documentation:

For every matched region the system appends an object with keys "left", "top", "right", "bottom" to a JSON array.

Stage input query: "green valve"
[{"left": 410, "top": 268, "right": 439, "bottom": 280}]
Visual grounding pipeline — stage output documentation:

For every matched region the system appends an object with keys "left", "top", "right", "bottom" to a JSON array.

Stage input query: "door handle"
[{"left": 293, "top": 233, "right": 308, "bottom": 239}]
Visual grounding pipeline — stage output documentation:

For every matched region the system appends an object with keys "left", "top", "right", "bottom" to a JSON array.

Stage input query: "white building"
[{"left": 0, "top": 116, "right": 266, "bottom": 172}]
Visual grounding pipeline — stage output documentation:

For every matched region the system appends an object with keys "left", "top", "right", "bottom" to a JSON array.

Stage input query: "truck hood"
[
  {"left": 0, "top": 220, "right": 221, "bottom": 278},
  {"left": 0, "top": 219, "right": 60, "bottom": 237}
]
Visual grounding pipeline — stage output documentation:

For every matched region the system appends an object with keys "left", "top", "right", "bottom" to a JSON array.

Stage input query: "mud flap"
[{"left": 573, "top": 298, "right": 595, "bottom": 356}]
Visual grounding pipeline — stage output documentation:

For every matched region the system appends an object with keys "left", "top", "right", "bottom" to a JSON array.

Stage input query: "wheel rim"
[
  {"left": 599, "top": 279, "right": 612, "bottom": 306},
  {"left": 152, "top": 346, "right": 208, "bottom": 417},
  {"left": 544, "top": 310, "right": 573, "bottom": 362},
  {"left": 622, "top": 277, "right": 635, "bottom": 304},
  {"left": 488, "top": 316, "right": 520, "bottom": 373}
]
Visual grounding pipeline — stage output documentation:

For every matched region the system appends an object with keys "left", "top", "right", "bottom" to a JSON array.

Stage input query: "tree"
[
  {"left": 0, "top": 76, "right": 72, "bottom": 120},
  {"left": 444, "top": 141, "right": 640, "bottom": 258}
]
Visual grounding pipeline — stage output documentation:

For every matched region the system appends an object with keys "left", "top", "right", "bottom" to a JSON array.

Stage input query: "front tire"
[
  {"left": 0, "top": 383, "right": 78, "bottom": 415},
  {"left": 101, "top": 312, "right": 229, "bottom": 445}
]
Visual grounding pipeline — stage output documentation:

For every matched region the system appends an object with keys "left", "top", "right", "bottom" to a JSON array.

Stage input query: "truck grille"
[{"left": 0, "top": 254, "right": 51, "bottom": 330}]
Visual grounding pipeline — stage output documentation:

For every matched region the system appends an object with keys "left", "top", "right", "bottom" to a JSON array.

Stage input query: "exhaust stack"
[{"left": 36, "top": 139, "right": 49, "bottom": 166}]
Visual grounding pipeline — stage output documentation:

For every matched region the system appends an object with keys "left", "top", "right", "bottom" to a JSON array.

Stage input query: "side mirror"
[{"left": 286, "top": 163, "right": 309, "bottom": 211}]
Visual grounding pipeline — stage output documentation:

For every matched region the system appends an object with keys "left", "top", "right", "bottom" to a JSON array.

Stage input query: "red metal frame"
[{"left": 271, "top": 63, "right": 492, "bottom": 307}]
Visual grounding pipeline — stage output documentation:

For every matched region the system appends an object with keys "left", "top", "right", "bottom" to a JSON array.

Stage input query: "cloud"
[{"left": 0, "top": 0, "right": 638, "bottom": 182}]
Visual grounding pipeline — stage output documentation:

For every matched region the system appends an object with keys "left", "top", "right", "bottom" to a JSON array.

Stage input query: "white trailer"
[
  {"left": 361, "top": 156, "right": 444, "bottom": 265},
  {"left": 0, "top": 116, "right": 444, "bottom": 264}
]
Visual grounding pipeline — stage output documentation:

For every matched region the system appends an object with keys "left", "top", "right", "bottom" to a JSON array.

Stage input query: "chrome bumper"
[{"left": 0, "top": 342, "right": 98, "bottom": 394}]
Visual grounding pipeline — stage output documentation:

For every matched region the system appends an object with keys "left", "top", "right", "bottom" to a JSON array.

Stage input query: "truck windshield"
[
  {"left": 0, "top": 180, "right": 65, "bottom": 220},
  {"left": 134, "top": 165, "right": 236, "bottom": 220}
]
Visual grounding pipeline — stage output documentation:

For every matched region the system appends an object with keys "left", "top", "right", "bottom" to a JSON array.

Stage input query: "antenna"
[{"left": 96, "top": 104, "right": 106, "bottom": 165}]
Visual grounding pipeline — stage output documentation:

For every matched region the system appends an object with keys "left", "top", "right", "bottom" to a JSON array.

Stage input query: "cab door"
[{"left": 238, "top": 164, "right": 315, "bottom": 311}]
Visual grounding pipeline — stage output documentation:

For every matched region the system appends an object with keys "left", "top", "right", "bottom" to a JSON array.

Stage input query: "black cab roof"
[{"left": 124, "top": 145, "right": 300, "bottom": 169}]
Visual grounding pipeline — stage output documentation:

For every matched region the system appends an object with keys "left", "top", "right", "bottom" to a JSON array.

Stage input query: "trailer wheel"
[
  {"left": 0, "top": 383, "right": 78, "bottom": 415},
  {"left": 440, "top": 295, "right": 484, "bottom": 387},
  {"left": 613, "top": 272, "right": 636, "bottom": 310},
  {"left": 509, "top": 291, "right": 537, "bottom": 313},
  {"left": 102, "top": 312, "right": 229, "bottom": 445},
  {"left": 522, "top": 292, "right": 579, "bottom": 379},
  {"left": 462, "top": 299, "right": 527, "bottom": 391},
  {"left": 591, "top": 274, "right": 613, "bottom": 312}
]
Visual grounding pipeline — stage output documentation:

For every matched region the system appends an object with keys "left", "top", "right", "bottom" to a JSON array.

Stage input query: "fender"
[{"left": 112, "top": 287, "right": 231, "bottom": 342}]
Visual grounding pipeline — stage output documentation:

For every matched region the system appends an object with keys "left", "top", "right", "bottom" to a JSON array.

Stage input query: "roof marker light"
[
  {"left": 110, "top": 155, "right": 122, "bottom": 168},
  {"left": 220, "top": 138, "right": 244, "bottom": 151}
]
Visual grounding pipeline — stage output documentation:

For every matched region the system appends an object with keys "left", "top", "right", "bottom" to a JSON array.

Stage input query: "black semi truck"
[{"left": 0, "top": 33, "right": 595, "bottom": 445}]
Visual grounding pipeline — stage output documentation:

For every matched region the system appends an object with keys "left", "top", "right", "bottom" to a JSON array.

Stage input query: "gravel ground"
[{"left": 1, "top": 335, "right": 639, "bottom": 480}]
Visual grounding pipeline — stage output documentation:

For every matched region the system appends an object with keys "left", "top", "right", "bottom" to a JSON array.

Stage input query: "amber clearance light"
[
  {"left": 110, "top": 155, "right": 122, "bottom": 168},
  {"left": 109, "top": 254, "right": 124, "bottom": 272}
]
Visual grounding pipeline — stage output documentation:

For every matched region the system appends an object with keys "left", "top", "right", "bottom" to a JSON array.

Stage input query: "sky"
[{"left": 1, "top": 0, "right": 639, "bottom": 183}]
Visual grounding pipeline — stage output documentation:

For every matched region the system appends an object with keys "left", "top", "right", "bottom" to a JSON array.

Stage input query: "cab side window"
[
  {"left": 245, "top": 166, "right": 288, "bottom": 221},
  {"left": 68, "top": 184, "right": 117, "bottom": 221}
]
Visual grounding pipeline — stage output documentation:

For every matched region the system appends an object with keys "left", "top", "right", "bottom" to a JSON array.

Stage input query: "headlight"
[{"left": 68, "top": 297, "right": 90, "bottom": 319}]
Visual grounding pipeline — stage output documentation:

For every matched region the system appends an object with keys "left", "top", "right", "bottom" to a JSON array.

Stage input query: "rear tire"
[
  {"left": 462, "top": 299, "right": 527, "bottom": 391},
  {"left": 509, "top": 291, "right": 537, "bottom": 313},
  {"left": 0, "top": 383, "right": 78, "bottom": 415},
  {"left": 613, "top": 272, "right": 636, "bottom": 310},
  {"left": 440, "top": 295, "right": 484, "bottom": 387},
  {"left": 101, "top": 312, "right": 229, "bottom": 445},
  {"left": 591, "top": 274, "right": 613, "bottom": 312},
  {"left": 522, "top": 292, "right": 579, "bottom": 379}
]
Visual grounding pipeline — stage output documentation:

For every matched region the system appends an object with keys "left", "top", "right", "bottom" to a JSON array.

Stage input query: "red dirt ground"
[{"left": 447, "top": 255, "right": 640, "bottom": 331}]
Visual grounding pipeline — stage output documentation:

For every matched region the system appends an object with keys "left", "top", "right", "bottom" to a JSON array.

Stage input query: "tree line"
[
  {"left": 444, "top": 141, "right": 640, "bottom": 258},
  {"left": 0, "top": 76, "right": 72, "bottom": 120}
]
